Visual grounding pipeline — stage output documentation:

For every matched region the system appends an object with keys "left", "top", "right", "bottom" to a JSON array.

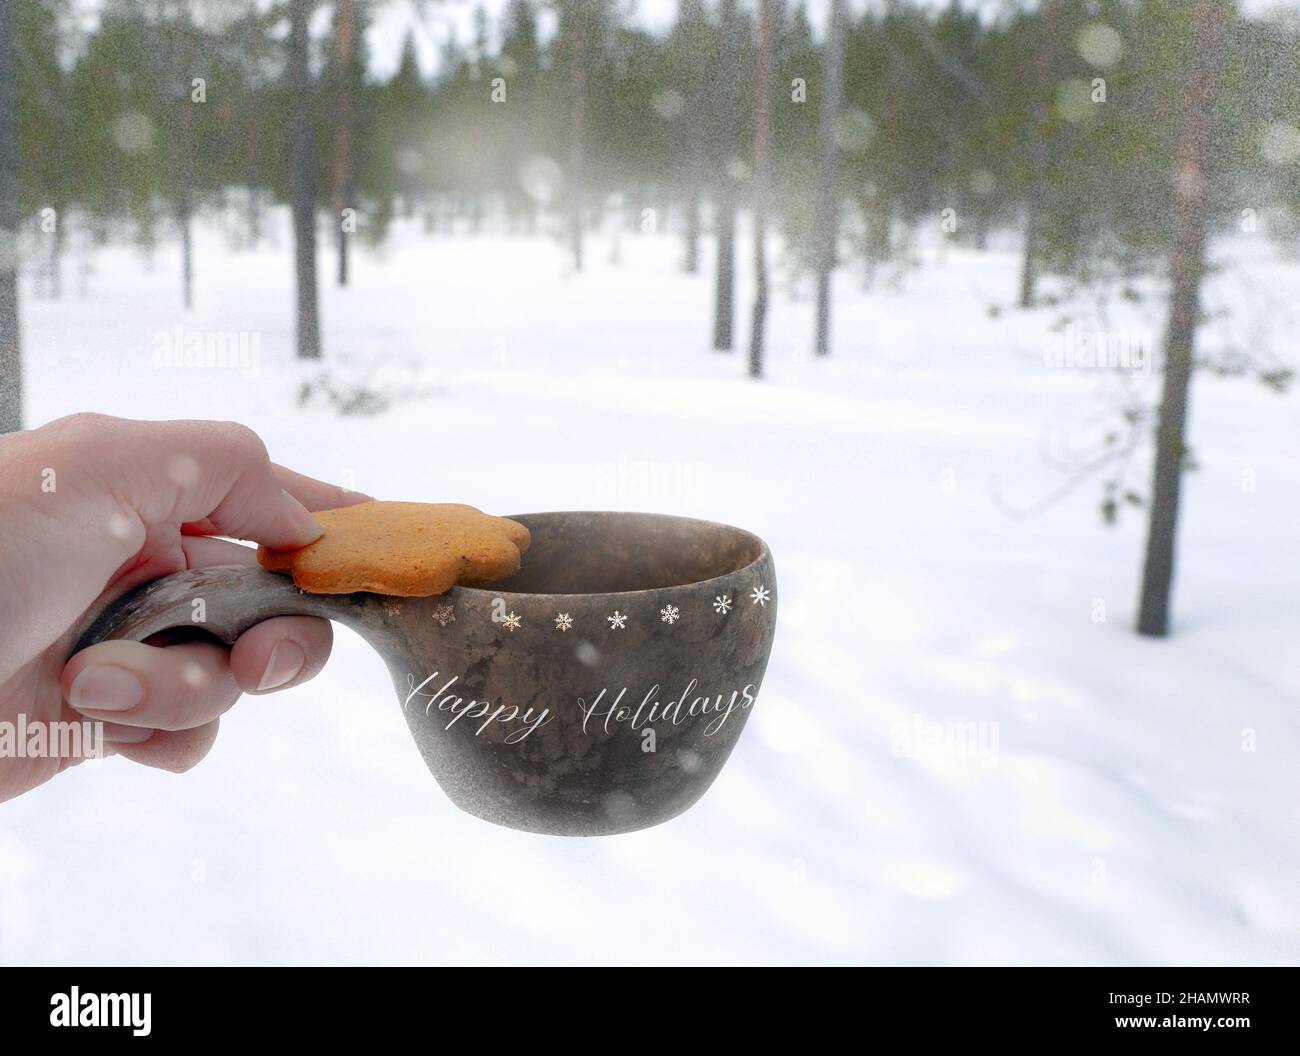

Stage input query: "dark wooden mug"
[{"left": 74, "top": 512, "right": 778, "bottom": 835}]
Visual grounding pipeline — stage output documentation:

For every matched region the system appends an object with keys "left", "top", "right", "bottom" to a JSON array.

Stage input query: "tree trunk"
[
  {"left": 247, "top": 185, "right": 263, "bottom": 247},
  {"left": 1136, "top": 0, "right": 1228, "bottom": 638},
  {"left": 290, "top": 0, "right": 321, "bottom": 359},
  {"left": 866, "top": 1, "right": 899, "bottom": 291},
  {"left": 49, "top": 120, "right": 65, "bottom": 300},
  {"left": 570, "top": 9, "right": 587, "bottom": 274},
  {"left": 864, "top": 198, "right": 891, "bottom": 288},
  {"left": 179, "top": 93, "right": 194, "bottom": 310},
  {"left": 1019, "top": 0, "right": 1058, "bottom": 309},
  {"left": 684, "top": 185, "right": 700, "bottom": 273},
  {"left": 813, "top": 0, "right": 846, "bottom": 358},
  {"left": 334, "top": 0, "right": 355, "bottom": 287},
  {"left": 682, "top": 15, "right": 706, "bottom": 278},
  {"left": 747, "top": 0, "right": 775, "bottom": 380},
  {"left": 47, "top": 214, "right": 64, "bottom": 299},
  {"left": 0, "top": 0, "right": 20, "bottom": 433},
  {"left": 712, "top": 0, "right": 740, "bottom": 351},
  {"left": 168, "top": 9, "right": 195, "bottom": 311}
]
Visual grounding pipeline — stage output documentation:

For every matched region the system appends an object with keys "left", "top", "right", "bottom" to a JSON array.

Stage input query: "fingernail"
[
  {"left": 69, "top": 665, "right": 145, "bottom": 713},
  {"left": 283, "top": 489, "right": 324, "bottom": 544},
  {"left": 257, "top": 640, "right": 306, "bottom": 692},
  {"left": 100, "top": 722, "right": 155, "bottom": 744}
]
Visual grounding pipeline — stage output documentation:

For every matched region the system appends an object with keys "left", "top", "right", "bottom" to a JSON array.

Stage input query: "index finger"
[
  {"left": 271, "top": 464, "right": 373, "bottom": 512},
  {"left": 182, "top": 464, "right": 371, "bottom": 536},
  {"left": 43, "top": 415, "right": 323, "bottom": 552}
]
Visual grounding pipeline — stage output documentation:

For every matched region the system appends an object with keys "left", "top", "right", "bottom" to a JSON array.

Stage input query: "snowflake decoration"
[
  {"left": 607, "top": 610, "right": 628, "bottom": 630},
  {"left": 554, "top": 612, "right": 574, "bottom": 632},
  {"left": 660, "top": 604, "right": 680, "bottom": 624},
  {"left": 432, "top": 604, "right": 456, "bottom": 626},
  {"left": 713, "top": 595, "right": 732, "bottom": 615},
  {"left": 502, "top": 611, "right": 522, "bottom": 631},
  {"left": 382, "top": 599, "right": 403, "bottom": 616},
  {"left": 750, "top": 585, "right": 771, "bottom": 607}
]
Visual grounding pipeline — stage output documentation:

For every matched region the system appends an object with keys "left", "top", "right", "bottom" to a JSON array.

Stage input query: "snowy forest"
[
  {"left": 8, "top": 1, "right": 1300, "bottom": 342},
  {"left": 1, "top": 1, "right": 1299, "bottom": 966},
  {"left": 7, "top": 0, "right": 1300, "bottom": 633}
]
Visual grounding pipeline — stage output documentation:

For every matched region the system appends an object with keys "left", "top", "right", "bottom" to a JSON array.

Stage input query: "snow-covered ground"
[{"left": 2, "top": 215, "right": 1297, "bottom": 966}]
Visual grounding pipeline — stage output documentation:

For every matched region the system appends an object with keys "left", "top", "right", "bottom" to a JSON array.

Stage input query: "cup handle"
[{"left": 72, "top": 565, "right": 366, "bottom": 653}]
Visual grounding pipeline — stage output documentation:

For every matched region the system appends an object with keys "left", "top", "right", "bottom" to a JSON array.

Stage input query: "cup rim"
[{"left": 451, "top": 510, "right": 770, "bottom": 600}]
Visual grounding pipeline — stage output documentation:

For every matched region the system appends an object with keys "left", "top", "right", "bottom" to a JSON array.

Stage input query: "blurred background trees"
[
  {"left": 5, "top": 0, "right": 1292, "bottom": 297},
  {"left": 4, "top": 0, "right": 1299, "bottom": 634}
]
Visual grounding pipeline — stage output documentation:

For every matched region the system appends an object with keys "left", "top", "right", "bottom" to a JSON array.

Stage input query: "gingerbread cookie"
[{"left": 257, "top": 501, "right": 530, "bottom": 596}]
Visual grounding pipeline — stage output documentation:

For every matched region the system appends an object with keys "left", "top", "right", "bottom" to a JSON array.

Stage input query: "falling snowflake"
[
  {"left": 750, "top": 585, "right": 771, "bottom": 607},
  {"left": 607, "top": 610, "right": 628, "bottom": 630},
  {"left": 503, "top": 611, "right": 522, "bottom": 631},
  {"left": 713, "top": 595, "right": 732, "bottom": 614},
  {"left": 660, "top": 604, "right": 680, "bottom": 624},
  {"left": 554, "top": 612, "right": 574, "bottom": 632},
  {"left": 432, "top": 605, "right": 456, "bottom": 626}
]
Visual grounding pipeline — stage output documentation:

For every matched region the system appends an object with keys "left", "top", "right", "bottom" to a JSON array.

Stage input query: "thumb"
[{"left": 0, "top": 416, "right": 325, "bottom": 677}]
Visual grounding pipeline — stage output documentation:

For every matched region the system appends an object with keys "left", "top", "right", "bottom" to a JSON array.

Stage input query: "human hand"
[{"left": 0, "top": 413, "right": 369, "bottom": 802}]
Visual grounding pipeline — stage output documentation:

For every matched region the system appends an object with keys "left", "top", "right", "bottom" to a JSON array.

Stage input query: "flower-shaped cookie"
[{"left": 257, "top": 501, "right": 530, "bottom": 596}]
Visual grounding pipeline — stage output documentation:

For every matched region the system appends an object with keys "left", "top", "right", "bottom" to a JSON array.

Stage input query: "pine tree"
[
  {"left": 289, "top": 0, "right": 321, "bottom": 359},
  {"left": 813, "top": 0, "right": 846, "bottom": 358},
  {"left": 665, "top": 0, "right": 713, "bottom": 274},
  {"left": 0, "top": 0, "right": 19, "bottom": 433},
  {"left": 168, "top": 7, "right": 196, "bottom": 310},
  {"left": 1019, "top": 0, "right": 1060, "bottom": 309},
  {"left": 19, "top": 0, "right": 68, "bottom": 299},
  {"left": 556, "top": 0, "right": 594, "bottom": 272},
  {"left": 712, "top": 0, "right": 741, "bottom": 351},
  {"left": 748, "top": 0, "right": 775, "bottom": 380},
  {"left": 332, "top": 0, "right": 359, "bottom": 286},
  {"left": 379, "top": 33, "right": 426, "bottom": 226},
  {"left": 1136, "top": 0, "right": 1230, "bottom": 637},
  {"left": 500, "top": 0, "right": 544, "bottom": 233}
]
